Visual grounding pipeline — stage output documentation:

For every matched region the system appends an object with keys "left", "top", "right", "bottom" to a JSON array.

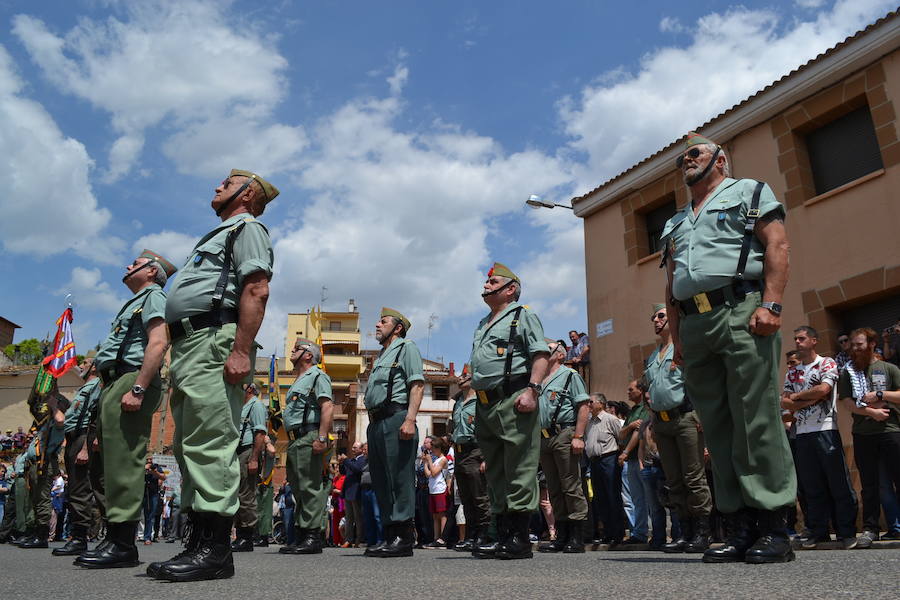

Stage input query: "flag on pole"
[
  {"left": 42, "top": 307, "right": 77, "bottom": 377},
  {"left": 267, "top": 354, "right": 283, "bottom": 431}
]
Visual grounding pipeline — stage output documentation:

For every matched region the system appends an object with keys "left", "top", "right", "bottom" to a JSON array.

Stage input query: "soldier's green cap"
[
  {"left": 651, "top": 303, "right": 666, "bottom": 315},
  {"left": 139, "top": 249, "right": 177, "bottom": 277},
  {"left": 294, "top": 337, "right": 315, "bottom": 350},
  {"left": 381, "top": 307, "right": 411, "bottom": 331},
  {"left": 685, "top": 131, "right": 718, "bottom": 149},
  {"left": 230, "top": 169, "right": 280, "bottom": 203},
  {"left": 487, "top": 262, "right": 520, "bottom": 283}
]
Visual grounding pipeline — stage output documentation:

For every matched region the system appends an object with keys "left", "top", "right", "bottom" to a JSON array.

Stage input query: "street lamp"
[{"left": 526, "top": 194, "right": 572, "bottom": 210}]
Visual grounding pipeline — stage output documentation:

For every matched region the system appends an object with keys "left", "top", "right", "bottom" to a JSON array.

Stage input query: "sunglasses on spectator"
[
  {"left": 838, "top": 337, "right": 849, "bottom": 343},
  {"left": 675, "top": 147, "right": 702, "bottom": 168}
]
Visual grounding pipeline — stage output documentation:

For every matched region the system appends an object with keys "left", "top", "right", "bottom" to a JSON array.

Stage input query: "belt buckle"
[
  {"left": 692, "top": 292, "right": 712, "bottom": 314},
  {"left": 541, "top": 428, "right": 550, "bottom": 438},
  {"left": 180, "top": 316, "right": 194, "bottom": 338},
  {"left": 659, "top": 410, "right": 670, "bottom": 422},
  {"left": 476, "top": 390, "right": 489, "bottom": 404}
]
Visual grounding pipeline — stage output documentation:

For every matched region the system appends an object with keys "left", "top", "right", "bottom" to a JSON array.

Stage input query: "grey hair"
[
  {"left": 303, "top": 342, "right": 322, "bottom": 364},
  {"left": 499, "top": 276, "right": 522, "bottom": 301},
  {"left": 148, "top": 261, "right": 168, "bottom": 286},
  {"left": 703, "top": 143, "right": 731, "bottom": 177}
]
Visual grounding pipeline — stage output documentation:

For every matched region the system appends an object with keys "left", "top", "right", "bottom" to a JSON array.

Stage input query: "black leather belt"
[
  {"left": 286, "top": 423, "right": 320, "bottom": 440},
  {"left": 237, "top": 444, "right": 253, "bottom": 453},
  {"left": 679, "top": 280, "right": 762, "bottom": 316},
  {"left": 454, "top": 441, "right": 478, "bottom": 454},
  {"left": 542, "top": 422, "right": 576, "bottom": 438},
  {"left": 652, "top": 398, "right": 693, "bottom": 422},
  {"left": 474, "top": 374, "right": 530, "bottom": 404},
  {"left": 369, "top": 402, "right": 406, "bottom": 423},
  {"left": 98, "top": 363, "right": 139, "bottom": 385},
  {"left": 168, "top": 308, "right": 239, "bottom": 341}
]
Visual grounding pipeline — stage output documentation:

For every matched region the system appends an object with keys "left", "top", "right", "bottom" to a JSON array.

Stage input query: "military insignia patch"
[
  {"left": 467, "top": 415, "right": 474, "bottom": 425},
  {"left": 497, "top": 347, "right": 505, "bottom": 356}
]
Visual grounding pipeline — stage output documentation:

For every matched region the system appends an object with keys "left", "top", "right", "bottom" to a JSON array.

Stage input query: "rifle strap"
[
  {"left": 549, "top": 371, "right": 575, "bottom": 428},
  {"left": 211, "top": 221, "right": 248, "bottom": 314},
  {"left": 735, "top": 181, "right": 765, "bottom": 281},
  {"left": 502, "top": 307, "right": 524, "bottom": 395}
]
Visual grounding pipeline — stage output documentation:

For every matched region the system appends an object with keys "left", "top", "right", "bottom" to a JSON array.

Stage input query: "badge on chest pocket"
[
  {"left": 496, "top": 340, "right": 508, "bottom": 357},
  {"left": 194, "top": 254, "right": 203, "bottom": 265}
]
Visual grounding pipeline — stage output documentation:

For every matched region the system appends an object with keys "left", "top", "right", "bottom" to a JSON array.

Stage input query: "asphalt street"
[{"left": 0, "top": 541, "right": 897, "bottom": 599}]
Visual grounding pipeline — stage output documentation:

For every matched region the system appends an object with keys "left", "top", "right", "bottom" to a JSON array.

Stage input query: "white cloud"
[
  {"left": 62, "top": 267, "right": 127, "bottom": 313},
  {"left": 132, "top": 231, "right": 198, "bottom": 270},
  {"left": 659, "top": 17, "right": 684, "bottom": 33},
  {"left": 13, "top": 0, "right": 303, "bottom": 181},
  {"left": 560, "top": 0, "right": 898, "bottom": 190},
  {"left": 795, "top": 0, "right": 826, "bottom": 8},
  {"left": 0, "top": 44, "right": 123, "bottom": 263}
]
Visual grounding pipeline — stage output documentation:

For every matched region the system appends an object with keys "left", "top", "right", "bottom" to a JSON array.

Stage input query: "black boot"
[
  {"left": 53, "top": 526, "right": 88, "bottom": 556},
  {"left": 374, "top": 520, "right": 414, "bottom": 558},
  {"left": 364, "top": 524, "right": 391, "bottom": 557},
  {"left": 18, "top": 525, "right": 50, "bottom": 549},
  {"left": 230, "top": 526, "right": 254, "bottom": 552},
  {"left": 539, "top": 520, "right": 567, "bottom": 553},
  {"left": 473, "top": 515, "right": 503, "bottom": 559},
  {"left": 278, "top": 526, "right": 304, "bottom": 554},
  {"left": 702, "top": 509, "right": 757, "bottom": 563},
  {"left": 73, "top": 521, "right": 139, "bottom": 568},
  {"left": 253, "top": 534, "right": 269, "bottom": 548},
  {"left": 155, "top": 513, "right": 235, "bottom": 582},
  {"left": 454, "top": 533, "right": 475, "bottom": 552},
  {"left": 147, "top": 513, "right": 199, "bottom": 578},
  {"left": 563, "top": 520, "right": 586, "bottom": 553},
  {"left": 496, "top": 512, "right": 533, "bottom": 560},
  {"left": 685, "top": 516, "right": 712, "bottom": 554},
  {"left": 289, "top": 528, "right": 323, "bottom": 554},
  {"left": 663, "top": 517, "right": 693, "bottom": 553},
  {"left": 745, "top": 507, "right": 795, "bottom": 564}
]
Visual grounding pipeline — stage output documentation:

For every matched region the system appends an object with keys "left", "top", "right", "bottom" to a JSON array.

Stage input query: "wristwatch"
[
  {"left": 131, "top": 384, "right": 146, "bottom": 396},
  {"left": 761, "top": 301, "right": 782, "bottom": 315},
  {"left": 876, "top": 391, "right": 884, "bottom": 402},
  {"left": 317, "top": 435, "right": 327, "bottom": 444},
  {"left": 527, "top": 382, "right": 543, "bottom": 395}
]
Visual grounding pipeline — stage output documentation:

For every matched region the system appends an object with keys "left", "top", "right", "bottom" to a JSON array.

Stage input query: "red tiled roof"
[{"left": 572, "top": 9, "right": 899, "bottom": 205}]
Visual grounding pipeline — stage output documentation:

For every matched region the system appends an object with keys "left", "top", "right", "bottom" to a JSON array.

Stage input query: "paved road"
[{"left": 1, "top": 541, "right": 897, "bottom": 599}]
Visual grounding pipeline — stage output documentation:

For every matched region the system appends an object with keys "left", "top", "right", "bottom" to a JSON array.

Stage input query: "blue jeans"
[
  {"left": 589, "top": 453, "right": 624, "bottom": 541},
  {"left": 621, "top": 460, "right": 634, "bottom": 530},
  {"left": 624, "top": 458, "right": 647, "bottom": 541},
  {"left": 639, "top": 462, "right": 668, "bottom": 546},
  {"left": 142, "top": 493, "right": 159, "bottom": 541},
  {"left": 282, "top": 507, "right": 295, "bottom": 545},
  {"left": 362, "top": 488, "right": 382, "bottom": 545},
  {"left": 880, "top": 460, "right": 900, "bottom": 534}
]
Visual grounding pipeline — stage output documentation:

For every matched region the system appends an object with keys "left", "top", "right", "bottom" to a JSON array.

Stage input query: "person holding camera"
[{"left": 422, "top": 437, "right": 450, "bottom": 548}]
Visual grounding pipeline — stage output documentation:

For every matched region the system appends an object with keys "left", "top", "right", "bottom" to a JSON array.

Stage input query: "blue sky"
[{"left": 0, "top": 0, "right": 895, "bottom": 367}]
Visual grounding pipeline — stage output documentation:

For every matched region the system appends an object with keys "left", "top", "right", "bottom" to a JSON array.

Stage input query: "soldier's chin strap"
[
  {"left": 686, "top": 146, "right": 721, "bottom": 186},
  {"left": 121, "top": 260, "right": 154, "bottom": 284},
  {"left": 215, "top": 178, "right": 254, "bottom": 217},
  {"left": 481, "top": 279, "right": 514, "bottom": 297}
]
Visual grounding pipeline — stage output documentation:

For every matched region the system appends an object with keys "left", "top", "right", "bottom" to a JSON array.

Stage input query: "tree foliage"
[{"left": 3, "top": 338, "right": 46, "bottom": 365}]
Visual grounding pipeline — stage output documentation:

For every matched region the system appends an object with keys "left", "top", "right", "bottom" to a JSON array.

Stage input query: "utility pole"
[{"left": 320, "top": 286, "right": 328, "bottom": 307}]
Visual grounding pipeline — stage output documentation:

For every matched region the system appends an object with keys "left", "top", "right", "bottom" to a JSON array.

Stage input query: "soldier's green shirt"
[
  {"left": 451, "top": 394, "right": 478, "bottom": 444},
  {"left": 469, "top": 302, "right": 549, "bottom": 391},
  {"left": 165, "top": 214, "right": 274, "bottom": 322},
  {"left": 364, "top": 338, "right": 424, "bottom": 411},
  {"left": 25, "top": 424, "right": 64, "bottom": 461},
  {"left": 538, "top": 366, "right": 589, "bottom": 430},
  {"left": 644, "top": 343, "right": 686, "bottom": 412},
  {"left": 63, "top": 377, "right": 102, "bottom": 434},
  {"left": 14, "top": 452, "right": 27, "bottom": 475},
  {"left": 95, "top": 284, "right": 167, "bottom": 369},
  {"left": 661, "top": 178, "right": 784, "bottom": 301},
  {"left": 238, "top": 398, "right": 269, "bottom": 447},
  {"left": 283, "top": 366, "right": 333, "bottom": 430}
]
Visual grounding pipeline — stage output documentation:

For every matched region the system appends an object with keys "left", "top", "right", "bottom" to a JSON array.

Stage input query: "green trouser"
[
  {"left": 235, "top": 446, "right": 259, "bottom": 528},
  {"left": 539, "top": 427, "right": 588, "bottom": 521},
  {"left": 285, "top": 431, "right": 333, "bottom": 529},
  {"left": 653, "top": 410, "right": 712, "bottom": 519},
  {"left": 96, "top": 370, "right": 162, "bottom": 523},
  {"left": 679, "top": 291, "right": 797, "bottom": 513},
  {"left": 454, "top": 447, "right": 491, "bottom": 532},
  {"left": 15, "top": 476, "right": 34, "bottom": 531},
  {"left": 27, "top": 455, "right": 59, "bottom": 527},
  {"left": 256, "top": 484, "right": 273, "bottom": 536},
  {"left": 475, "top": 386, "right": 540, "bottom": 514},
  {"left": 63, "top": 431, "right": 95, "bottom": 532},
  {"left": 169, "top": 323, "right": 252, "bottom": 516},
  {"left": 367, "top": 410, "right": 417, "bottom": 525},
  {"left": 88, "top": 430, "right": 106, "bottom": 520}
]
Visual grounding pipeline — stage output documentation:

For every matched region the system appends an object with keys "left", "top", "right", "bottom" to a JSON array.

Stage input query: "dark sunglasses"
[
  {"left": 675, "top": 147, "right": 702, "bottom": 168},
  {"left": 650, "top": 312, "right": 667, "bottom": 321},
  {"left": 837, "top": 338, "right": 849, "bottom": 343}
]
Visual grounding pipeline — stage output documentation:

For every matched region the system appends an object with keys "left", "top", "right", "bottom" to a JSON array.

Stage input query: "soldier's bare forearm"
[
  {"left": 233, "top": 274, "right": 269, "bottom": 356},
  {"left": 136, "top": 318, "right": 168, "bottom": 389}
]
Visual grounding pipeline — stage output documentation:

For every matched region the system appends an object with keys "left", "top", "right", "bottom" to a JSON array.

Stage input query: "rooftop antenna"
[
  {"left": 320, "top": 286, "right": 328, "bottom": 306},
  {"left": 426, "top": 313, "right": 438, "bottom": 359}
]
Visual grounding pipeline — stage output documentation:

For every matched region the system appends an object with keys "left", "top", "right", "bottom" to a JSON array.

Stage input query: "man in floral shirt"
[{"left": 781, "top": 326, "right": 858, "bottom": 549}]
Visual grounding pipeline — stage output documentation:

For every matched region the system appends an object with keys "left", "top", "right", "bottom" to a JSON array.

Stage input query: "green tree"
[{"left": 3, "top": 338, "right": 45, "bottom": 365}]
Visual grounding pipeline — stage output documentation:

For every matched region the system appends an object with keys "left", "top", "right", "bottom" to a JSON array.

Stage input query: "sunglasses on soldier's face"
[
  {"left": 675, "top": 147, "right": 702, "bottom": 168},
  {"left": 651, "top": 312, "right": 667, "bottom": 322}
]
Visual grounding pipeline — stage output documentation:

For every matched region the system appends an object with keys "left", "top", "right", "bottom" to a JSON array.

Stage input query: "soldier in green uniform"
[
  {"left": 661, "top": 132, "right": 795, "bottom": 564},
  {"left": 74, "top": 249, "right": 175, "bottom": 568},
  {"left": 10, "top": 448, "right": 34, "bottom": 544},
  {"left": 19, "top": 415, "right": 66, "bottom": 549},
  {"left": 449, "top": 369, "right": 491, "bottom": 552},
  {"left": 643, "top": 304, "right": 712, "bottom": 554},
  {"left": 363, "top": 308, "right": 424, "bottom": 558},
  {"left": 53, "top": 359, "right": 102, "bottom": 556},
  {"left": 254, "top": 434, "right": 277, "bottom": 547},
  {"left": 470, "top": 262, "right": 549, "bottom": 560},
  {"left": 150, "top": 169, "right": 277, "bottom": 582},
  {"left": 279, "top": 338, "right": 334, "bottom": 555},
  {"left": 231, "top": 382, "right": 268, "bottom": 552},
  {"left": 537, "top": 339, "right": 589, "bottom": 554}
]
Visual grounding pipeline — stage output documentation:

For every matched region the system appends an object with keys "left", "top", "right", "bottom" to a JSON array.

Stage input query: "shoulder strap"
[
  {"left": 115, "top": 292, "right": 152, "bottom": 369},
  {"left": 73, "top": 382, "right": 97, "bottom": 434},
  {"left": 385, "top": 342, "right": 408, "bottom": 403},
  {"left": 211, "top": 221, "right": 249, "bottom": 313},
  {"left": 503, "top": 307, "right": 525, "bottom": 386},
  {"left": 735, "top": 181, "right": 765, "bottom": 281},
  {"left": 302, "top": 373, "right": 322, "bottom": 425},
  {"left": 550, "top": 371, "right": 575, "bottom": 426},
  {"left": 238, "top": 405, "right": 252, "bottom": 446}
]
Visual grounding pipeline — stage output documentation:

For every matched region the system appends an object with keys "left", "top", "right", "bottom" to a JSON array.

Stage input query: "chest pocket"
[
  {"left": 192, "top": 239, "right": 226, "bottom": 269},
  {"left": 705, "top": 196, "right": 744, "bottom": 230}
]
